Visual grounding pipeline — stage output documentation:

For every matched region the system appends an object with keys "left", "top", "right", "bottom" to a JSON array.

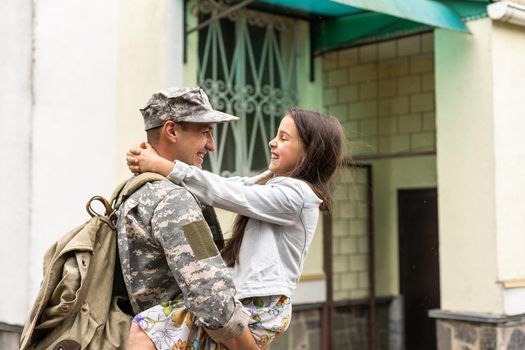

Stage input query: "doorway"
[{"left": 398, "top": 188, "right": 440, "bottom": 350}]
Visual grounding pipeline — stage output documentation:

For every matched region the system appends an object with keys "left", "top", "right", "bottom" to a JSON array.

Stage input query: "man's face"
[{"left": 173, "top": 122, "right": 216, "bottom": 168}]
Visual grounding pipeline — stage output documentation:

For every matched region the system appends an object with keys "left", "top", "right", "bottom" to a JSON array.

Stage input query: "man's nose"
[{"left": 206, "top": 134, "right": 216, "bottom": 152}]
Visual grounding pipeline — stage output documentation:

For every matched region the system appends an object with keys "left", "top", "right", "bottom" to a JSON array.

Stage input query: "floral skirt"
[{"left": 133, "top": 295, "right": 291, "bottom": 350}]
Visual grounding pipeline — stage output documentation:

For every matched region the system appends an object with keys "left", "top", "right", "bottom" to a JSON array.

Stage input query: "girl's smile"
[{"left": 268, "top": 115, "right": 305, "bottom": 176}]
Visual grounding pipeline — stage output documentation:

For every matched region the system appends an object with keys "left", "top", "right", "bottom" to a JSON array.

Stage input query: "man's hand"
[{"left": 220, "top": 327, "right": 261, "bottom": 350}]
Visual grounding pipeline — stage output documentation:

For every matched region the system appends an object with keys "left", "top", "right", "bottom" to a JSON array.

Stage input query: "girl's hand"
[
  {"left": 126, "top": 142, "right": 174, "bottom": 177},
  {"left": 126, "top": 143, "right": 145, "bottom": 174}
]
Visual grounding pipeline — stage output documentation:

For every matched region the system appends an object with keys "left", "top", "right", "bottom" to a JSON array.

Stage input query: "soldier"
[{"left": 117, "top": 87, "right": 258, "bottom": 349}]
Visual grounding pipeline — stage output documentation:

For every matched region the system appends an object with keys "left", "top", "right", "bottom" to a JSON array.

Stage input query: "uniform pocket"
[{"left": 182, "top": 220, "right": 219, "bottom": 260}]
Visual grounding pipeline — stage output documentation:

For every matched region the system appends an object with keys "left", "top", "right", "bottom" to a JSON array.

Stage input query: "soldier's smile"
[{"left": 194, "top": 151, "right": 207, "bottom": 166}]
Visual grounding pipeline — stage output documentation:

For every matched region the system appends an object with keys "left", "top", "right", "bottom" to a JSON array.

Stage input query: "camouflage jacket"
[{"left": 116, "top": 178, "right": 248, "bottom": 340}]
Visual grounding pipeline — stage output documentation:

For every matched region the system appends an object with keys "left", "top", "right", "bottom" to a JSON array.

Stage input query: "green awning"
[
  {"left": 256, "top": 0, "right": 488, "bottom": 53},
  {"left": 257, "top": 0, "right": 364, "bottom": 16},
  {"left": 315, "top": 12, "right": 431, "bottom": 53},
  {"left": 329, "top": 0, "right": 469, "bottom": 32}
]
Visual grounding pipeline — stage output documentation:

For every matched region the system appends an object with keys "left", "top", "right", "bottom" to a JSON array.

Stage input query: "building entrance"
[{"left": 398, "top": 188, "right": 440, "bottom": 350}]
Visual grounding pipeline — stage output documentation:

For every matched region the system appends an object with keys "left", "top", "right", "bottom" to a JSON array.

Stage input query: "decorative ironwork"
[{"left": 197, "top": 0, "right": 299, "bottom": 176}]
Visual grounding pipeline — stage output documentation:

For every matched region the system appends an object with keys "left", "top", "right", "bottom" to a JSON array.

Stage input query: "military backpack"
[{"left": 20, "top": 173, "right": 165, "bottom": 350}]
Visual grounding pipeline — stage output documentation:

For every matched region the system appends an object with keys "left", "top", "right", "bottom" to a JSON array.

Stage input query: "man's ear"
[{"left": 162, "top": 121, "right": 178, "bottom": 143}]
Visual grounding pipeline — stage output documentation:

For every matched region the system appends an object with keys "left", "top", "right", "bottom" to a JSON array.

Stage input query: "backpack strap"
[
  {"left": 84, "top": 173, "right": 166, "bottom": 229},
  {"left": 113, "top": 172, "right": 166, "bottom": 209},
  {"left": 110, "top": 179, "right": 129, "bottom": 204}
]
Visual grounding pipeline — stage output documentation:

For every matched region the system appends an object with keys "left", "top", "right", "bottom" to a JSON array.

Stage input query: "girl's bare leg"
[
  {"left": 127, "top": 322, "right": 156, "bottom": 350},
  {"left": 221, "top": 327, "right": 261, "bottom": 350}
]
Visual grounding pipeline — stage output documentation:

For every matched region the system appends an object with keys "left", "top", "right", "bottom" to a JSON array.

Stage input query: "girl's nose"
[{"left": 268, "top": 138, "right": 276, "bottom": 148}]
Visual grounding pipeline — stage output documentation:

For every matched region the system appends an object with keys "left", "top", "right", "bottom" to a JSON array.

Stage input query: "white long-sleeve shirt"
[{"left": 168, "top": 161, "right": 322, "bottom": 299}]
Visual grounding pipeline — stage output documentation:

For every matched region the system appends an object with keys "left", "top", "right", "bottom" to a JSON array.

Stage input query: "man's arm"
[{"left": 151, "top": 186, "right": 249, "bottom": 341}]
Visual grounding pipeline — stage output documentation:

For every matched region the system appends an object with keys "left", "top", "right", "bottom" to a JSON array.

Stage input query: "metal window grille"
[{"left": 197, "top": 0, "right": 299, "bottom": 176}]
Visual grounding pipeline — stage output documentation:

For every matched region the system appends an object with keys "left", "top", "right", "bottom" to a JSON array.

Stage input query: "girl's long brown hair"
[{"left": 221, "top": 107, "right": 345, "bottom": 267}]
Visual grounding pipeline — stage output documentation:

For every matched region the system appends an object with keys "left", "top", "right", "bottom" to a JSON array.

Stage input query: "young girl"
[{"left": 127, "top": 107, "right": 344, "bottom": 349}]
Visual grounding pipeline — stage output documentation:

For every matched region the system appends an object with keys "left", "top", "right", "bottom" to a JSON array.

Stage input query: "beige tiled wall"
[
  {"left": 324, "top": 33, "right": 435, "bottom": 301},
  {"left": 323, "top": 33, "right": 436, "bottom": 157},
  {"left": 331, "top": 167, "right": 370, "bottom": 300}
]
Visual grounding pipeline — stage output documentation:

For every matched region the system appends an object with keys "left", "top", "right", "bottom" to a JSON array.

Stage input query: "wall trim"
[
  {"left": 0, "top": 322, "right": 23, "bottom": 333},
  {"left": 429, "top": 309, "right": 525, "bottom": 324}
]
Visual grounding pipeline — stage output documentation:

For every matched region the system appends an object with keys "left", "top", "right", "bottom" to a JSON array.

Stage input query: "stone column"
[
  {"left": 433, "top": 17, "right": 525, "bottom": 350},
  {"left": 430, "top": 312, "right": 525, "bottom": 350}
]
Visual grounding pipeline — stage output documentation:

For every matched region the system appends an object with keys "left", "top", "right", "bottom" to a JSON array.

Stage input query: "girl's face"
[{"left": 268, "top": 114, "right": 305, "bottom": 176}]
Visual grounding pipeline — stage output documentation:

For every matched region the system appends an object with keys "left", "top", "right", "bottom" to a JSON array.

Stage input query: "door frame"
[{"left": 397, "top": 187, "right": 440, "bottom": 350}]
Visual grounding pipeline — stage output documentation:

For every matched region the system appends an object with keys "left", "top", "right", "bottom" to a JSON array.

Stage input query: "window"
[{"left": 197, "top": 0, "right": 299, "bottom": 176}]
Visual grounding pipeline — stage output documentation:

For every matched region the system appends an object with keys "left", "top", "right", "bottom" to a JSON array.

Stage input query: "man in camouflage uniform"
[{"left": 117, "top": 87, "right": 252, "bottom": 349}]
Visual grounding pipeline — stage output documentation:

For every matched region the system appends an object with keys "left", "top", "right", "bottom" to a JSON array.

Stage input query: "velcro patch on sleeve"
[{"left": 182, "top": 220, "right": 220, "bottom": 260}]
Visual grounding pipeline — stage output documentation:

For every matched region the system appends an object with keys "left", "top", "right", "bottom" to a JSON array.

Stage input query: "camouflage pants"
[{"left": 133, "top": 295, "right": 291, "bottom": 350}]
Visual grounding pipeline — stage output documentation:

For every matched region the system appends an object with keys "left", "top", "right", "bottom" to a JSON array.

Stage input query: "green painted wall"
[
  {"left": 435, "top": 19, "right": 502, "bottom": 313},
  {"left": 370, "top": 156, "right": 437, "bottom": 296}
]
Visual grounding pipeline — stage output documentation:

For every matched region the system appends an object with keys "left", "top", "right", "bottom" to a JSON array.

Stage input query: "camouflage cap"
[{"left": 141, "top": 87, "right": 239, "bottom": 130}]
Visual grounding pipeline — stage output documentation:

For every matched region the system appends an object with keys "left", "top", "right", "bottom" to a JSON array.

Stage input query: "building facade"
[{"left": 2, "top": 1, "right": 525, "bottom": 349}]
